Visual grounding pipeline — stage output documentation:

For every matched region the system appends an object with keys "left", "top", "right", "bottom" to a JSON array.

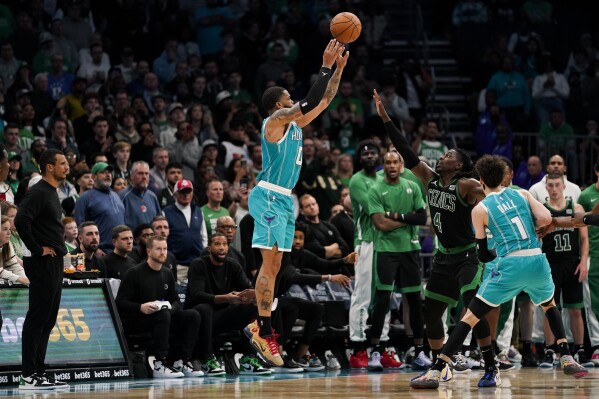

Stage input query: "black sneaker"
[
  {"left": 19, "top": 374, "right": 59, "bottom": 390},
  {"left": 496, "top": 353, "right": 515, "bottom": 372},
  {"left": 40, "top": 373, "right": 69, "bottom": 389},
  {"left": 273, "top": 356, "right": 304, "bottom": 374},
  {"left": 574, "top": 349, "right": 595, "bottom": 368},
  {"left": 539, "top": 349, "right": 555, "bottom": 368},
  {"left": 520, "top": 353, "right": 538, "bottom": 367}
]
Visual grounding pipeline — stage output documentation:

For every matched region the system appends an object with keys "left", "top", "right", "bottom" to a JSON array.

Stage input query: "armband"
[
  {"left": 476, "top": 238, "right": 497, "bottom": 263},
  {"left": 583, "top": 214, "right": 599, "bottom": 226}
]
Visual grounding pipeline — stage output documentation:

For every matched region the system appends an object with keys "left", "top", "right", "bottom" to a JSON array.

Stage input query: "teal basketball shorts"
[
  {"left": 477, "top": 251, "right": 554, "bottom": 307},
  {"left": 248, "top": 184, "right": 295, "bottom": 252}
]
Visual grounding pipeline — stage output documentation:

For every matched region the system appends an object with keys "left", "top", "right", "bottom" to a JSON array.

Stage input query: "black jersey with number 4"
[
  {"left": 542, "top": 199, "right": 580, "bottom": 262},
  {"left": 427, "top": 176, "right": 475, "bottom": 249}
]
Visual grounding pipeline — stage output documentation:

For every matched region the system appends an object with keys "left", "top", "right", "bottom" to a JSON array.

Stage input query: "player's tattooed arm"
[{"left": 296, "top": 51, "right": 348, "bottom": 128}]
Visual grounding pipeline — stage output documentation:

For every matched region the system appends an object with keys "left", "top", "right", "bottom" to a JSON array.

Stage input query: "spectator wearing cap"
[
  {"left": 46, "top": 52, "right": 74, "bottom": 100},
  {"left": 79, "top": 115, "right": 112, "bottom": 163},
  {"left": 148, "top": 147, "right": 169, "bottom": 194},
  {"left": 162, "top": 179, "right": 208, "bottom": 284},
  {"left": 0, "top": 42, "right": 22, "bottom": 90},
  {"left": 119, "top": 161, "right": 161, "bottom": 229},
  {"left": 115, "top": 47, "right": 136, "bottom": 84},
  {"left": 62, "top": 0, "right": 92, "bottom": 51},
  {"left": 213, "top": 90, "right": 234, "bottom": 134},
  {"left": 5, "top": 151, "right": 22, "bottom": 194},
  {"left": 200, "top": 139, "right": 226, "bottom": 180},
  {"left": 150, "top": 94, "right": 168, "bottom": 136},
  {"left": 49, "top": 15, "right": 79, "bottom": 72},
  {"left": 111, "top": 141, "right": 132, "bottom": 181},
  {"left": 64, "top": 76, "right": 87, "bottom": 120},
  {"left": 74, "top": 162, "right": 125, "bottom": 251},
  {"left": 167, "top": 121, "right": 201, "bottom": 181},
  {"left": 157, "top": 161, "right": 183, "bottom": 209},
  {"left": 158, "top": 102, "right": 185, "bottom": 148},
  {"left": 220, "top": 119, "right": 248, "bottom": 168},
  {"left": 73, "top": 92, "right": 102, "bottom": 146}
]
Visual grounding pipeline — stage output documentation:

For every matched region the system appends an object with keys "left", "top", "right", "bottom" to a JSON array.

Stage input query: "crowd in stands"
[{"left": 2, "top": 0, "right": 599, "bottom": 379}]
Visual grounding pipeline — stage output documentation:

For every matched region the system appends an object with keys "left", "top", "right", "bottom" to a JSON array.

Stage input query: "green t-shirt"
[
  {"left": 369, "top": 178, "right": 425, "bottom": 253},
  {"left": 378, "top": 168, "right": 426, "bottom": 202},
  {"left": 578, "top": 184, "right": 599, "bottom": 258},
  {"left": 201, "top": 205, "right": 230, "bottom": 237},
  {"left": 349, "top": 170, "right": 381, "bottom": 246}
]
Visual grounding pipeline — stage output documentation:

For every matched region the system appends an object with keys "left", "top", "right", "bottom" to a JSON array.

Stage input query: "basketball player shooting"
[{"left": 244, "top": 39, "right": 348, "bottom": 366}]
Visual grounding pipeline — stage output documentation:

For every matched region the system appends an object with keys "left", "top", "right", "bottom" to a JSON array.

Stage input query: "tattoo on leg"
[{"left": 260, "top": 289, "right": 273, "bottom": 311}]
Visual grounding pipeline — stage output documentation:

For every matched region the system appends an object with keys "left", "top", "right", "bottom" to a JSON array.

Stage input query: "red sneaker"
[
  {"left": 380, "top": 351, "right": 403, "bottom": 368},
  {"left": 349, "top": 350, "right": 368, "bottom": 369}
]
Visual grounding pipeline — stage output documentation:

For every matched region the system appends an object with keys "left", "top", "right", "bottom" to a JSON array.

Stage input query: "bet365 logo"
[{"left": 1, "top": 309, "right": 90, "bottom": 343}]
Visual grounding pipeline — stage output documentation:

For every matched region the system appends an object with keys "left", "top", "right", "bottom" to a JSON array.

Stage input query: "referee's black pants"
[{"left": 21, "top": 255, "right": 64, "bottom": 377}]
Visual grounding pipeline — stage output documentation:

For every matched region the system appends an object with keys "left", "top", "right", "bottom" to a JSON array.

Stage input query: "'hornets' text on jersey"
[{"left": 256, "top": 117, "right": 303, "bottom": 190}]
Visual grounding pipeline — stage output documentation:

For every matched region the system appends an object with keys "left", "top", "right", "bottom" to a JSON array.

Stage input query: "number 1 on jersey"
[{"left": 510, "top": 216, "right": 529, "bottom": 239}]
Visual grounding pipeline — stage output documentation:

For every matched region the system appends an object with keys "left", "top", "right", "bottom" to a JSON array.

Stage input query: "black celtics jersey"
[
  {"left": 427, "top": 176, "right": 475, "bottom": 249},
  {"left": 542, "top": 198, "right": 580, "bottom": 262}
]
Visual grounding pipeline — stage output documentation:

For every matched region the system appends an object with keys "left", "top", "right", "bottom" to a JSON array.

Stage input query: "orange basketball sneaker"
[{"left": 244, "top": 320, "right": 284, "bottom": 367}]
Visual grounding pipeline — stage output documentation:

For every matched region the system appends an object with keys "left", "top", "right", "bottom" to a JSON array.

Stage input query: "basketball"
[{"left": 330, "top": 12, "right": 362, "bottom": 44}]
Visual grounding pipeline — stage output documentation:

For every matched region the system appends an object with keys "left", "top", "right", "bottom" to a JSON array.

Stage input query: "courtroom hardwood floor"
[{"left": 1, "top": 368, "right": 599, "bottom": 398}]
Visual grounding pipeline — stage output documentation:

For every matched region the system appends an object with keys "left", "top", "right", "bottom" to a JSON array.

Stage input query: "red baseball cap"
[{"left": 173, "top": 179, "right": 193, "bottom": 193}]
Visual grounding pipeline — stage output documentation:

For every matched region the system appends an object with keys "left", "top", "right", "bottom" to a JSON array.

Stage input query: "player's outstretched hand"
[
  {"left": 373, "top": 89, "right": 390, "bottom": 121},
  {"left": 322, "top": 39, "right": 344, "bottom": 68},
  {"left": 336, "top": 47, "right": 350, "bottom": 69}
]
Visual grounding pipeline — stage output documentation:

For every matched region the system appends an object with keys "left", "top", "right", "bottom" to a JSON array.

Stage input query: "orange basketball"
[{"left": 330, "top": 12, "right": 362, "bottom": 44}]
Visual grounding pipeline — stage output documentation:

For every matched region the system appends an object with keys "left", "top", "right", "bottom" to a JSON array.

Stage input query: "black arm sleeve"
[
  {"left": 476, "top": 238, "right": 497, "bottom": 263},
  {"left": 299, "top": 66, "right": 332, "bottom": 114},
  {"left": 187, "top": 259, "right": 216, "bottom": 305},
  {"left": 384, "top": 121, "right": 421, "bottom": 169},
  {"left": 387, "top": 208, "right": 427, "bottom": 225},
  {"left": 583, "top": 214, "right": 599, "bottom": 226}
]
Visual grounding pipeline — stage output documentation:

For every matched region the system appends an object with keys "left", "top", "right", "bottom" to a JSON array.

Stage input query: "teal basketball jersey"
[
  {"left": 480, "top": 187, "right": 540, "bottom": 257},
  {"left": 256, "top": 117, "right": 303, "bottom": 190}
]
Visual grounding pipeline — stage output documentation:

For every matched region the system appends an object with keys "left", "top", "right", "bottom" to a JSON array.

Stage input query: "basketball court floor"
[{"left": 1, "top": 367, "right": 598, "bottom": 398}]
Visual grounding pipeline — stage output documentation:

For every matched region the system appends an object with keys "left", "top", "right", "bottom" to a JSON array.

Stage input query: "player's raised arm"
[
  {"left": 268, "top": 40, "right": 344, "bottom": 129},
  {"left": 373, "top": 89, "right": 434, "bottom": 185},
  {"left": 297, "top": 48, "right": 349, "bottom": 128}
]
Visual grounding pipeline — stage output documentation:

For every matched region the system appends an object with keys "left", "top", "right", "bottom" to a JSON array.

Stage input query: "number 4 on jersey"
[{"left": 433, "top": 212, "right": 442, "bottom": 233}]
